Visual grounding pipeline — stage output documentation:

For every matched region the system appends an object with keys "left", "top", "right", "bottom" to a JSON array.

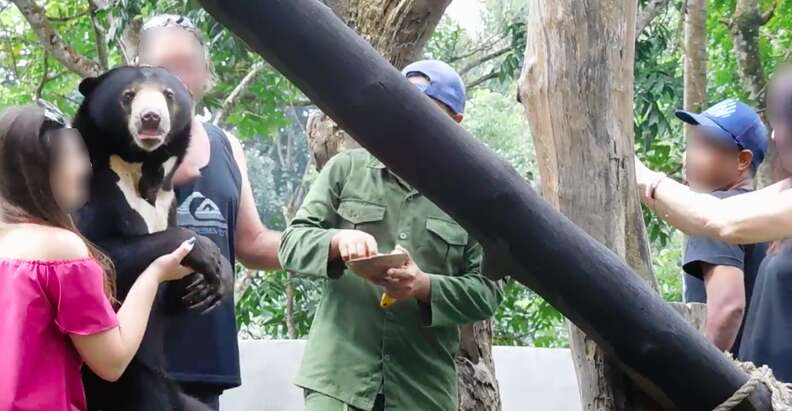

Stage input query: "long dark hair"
[{"left": 0, "top": 105, "right": 116, "bottom": 299}]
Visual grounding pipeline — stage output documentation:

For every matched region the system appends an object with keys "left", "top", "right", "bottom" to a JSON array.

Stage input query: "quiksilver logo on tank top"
[{"left": 177, "top": 191, "right": 228, "bottom": 237}]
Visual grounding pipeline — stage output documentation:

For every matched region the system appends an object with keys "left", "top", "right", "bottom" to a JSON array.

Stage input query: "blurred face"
[
  {"left": 50, "top": 131, "right": 91, "bottom": 212},
  {"left": 139, "top": 28, "right": 207, "bottom": 100},
  {"left": 684, "top": 129, "right": 743, "bottom": 192},
  {"left": 768, "top": 83, "right": 792, "bottom": 174}
]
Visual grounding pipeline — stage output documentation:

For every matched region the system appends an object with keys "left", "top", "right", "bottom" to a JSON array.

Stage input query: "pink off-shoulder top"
[{"left": 0, "top": 258, "right": 118, "bottom": 411}]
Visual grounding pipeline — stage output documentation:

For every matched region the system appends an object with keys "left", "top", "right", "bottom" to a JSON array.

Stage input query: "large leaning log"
[{"left": 196, "top": 1, "right": 772, "bottom": 409}]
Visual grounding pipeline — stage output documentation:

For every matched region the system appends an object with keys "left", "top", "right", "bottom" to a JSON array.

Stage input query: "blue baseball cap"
[
  {"left": 401, "top": 60, "right": 466, "bottom": 115},
  {"left": 675, "top": 99, "right": 769, "bottom": 170}
]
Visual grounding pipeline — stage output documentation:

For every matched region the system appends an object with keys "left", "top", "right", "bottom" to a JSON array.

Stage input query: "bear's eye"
[
  {"left": 163, "top": 88, "right": 175, "bottom": 101},
  {"left": 122, "top": 90, "right": 136, "bottom": 103}
]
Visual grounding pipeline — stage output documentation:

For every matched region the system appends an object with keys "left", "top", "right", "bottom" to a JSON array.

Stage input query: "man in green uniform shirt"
[{"left": 279, "top": 60, "right": 503, "bottom": 411}]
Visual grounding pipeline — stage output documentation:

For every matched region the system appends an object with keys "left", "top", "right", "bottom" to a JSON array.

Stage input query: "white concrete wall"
[{"left": 221, "top": 340, "right": 582, "bottom": 411}]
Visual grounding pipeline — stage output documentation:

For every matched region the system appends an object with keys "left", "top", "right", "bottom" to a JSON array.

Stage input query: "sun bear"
[{"left": 73, "top": 66, "right": 232, "bottom": 411}]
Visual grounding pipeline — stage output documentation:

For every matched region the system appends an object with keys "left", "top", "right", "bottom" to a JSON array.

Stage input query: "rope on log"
[{"left": 715, "top": 354, "right": 792, "bottom": 411}]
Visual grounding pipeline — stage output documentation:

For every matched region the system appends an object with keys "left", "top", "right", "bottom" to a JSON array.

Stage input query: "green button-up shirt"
[{"left": 279, "top": 149, "right": 503, "bottom": 411}]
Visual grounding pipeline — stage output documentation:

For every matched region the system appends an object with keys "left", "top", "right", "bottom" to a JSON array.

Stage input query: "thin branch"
[
  {"left": 761, "top": 0, "right": 779, "bottom": 25},
  {"left": 35, "top": 51, "right": 49, "bottom": 100},
  {"left": 459, "top": 46, "right": 510, "bottom": 76},
  {"left": 284, "top": 98, "right": 314, "bottom": 108},
  {"left": 3, "top": 31, "right": 20, "bottom": 80},
  {"left": 212, "top": 61, "right": 265, "bottom": 126},
  {"left": 636, "top": 0, "right": 673, "bottom": 38},
  {"left": 10, "top": 0, "right": 102, "bottom": 77},
  {"left": 46, "top": 10, "right": 89, "bottom": 22},
  {"left": 466, "top": 71, "right": 499, "bottom": 90},
  {"left": 118, "top": 19, "right": 142, "bottom": 65},
  {"left": 448, "top": 32, "right": 507, "bottom": 63},
  {"left": 88, "top": 0, "right": 108, "bottom": 70}
]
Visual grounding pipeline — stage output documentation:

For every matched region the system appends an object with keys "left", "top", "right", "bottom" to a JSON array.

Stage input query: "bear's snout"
[{"left": 141, "top": 111, "right": 161, "bottom": 131}]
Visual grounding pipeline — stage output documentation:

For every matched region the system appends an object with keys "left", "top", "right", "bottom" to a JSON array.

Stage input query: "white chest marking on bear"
[{"left": 109, "top": 155, "right": 176, "bottom": 233}]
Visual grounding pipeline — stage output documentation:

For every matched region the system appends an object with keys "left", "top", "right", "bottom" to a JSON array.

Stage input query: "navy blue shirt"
[
  {"left": 163, "top": 123, "right": 242, "bottom": 389},
  {"left": 682, "top": 189, "right": 767, "bottom": 354},
  {"left": 739, "top": 241, "right": 792, "bottom": 382}
]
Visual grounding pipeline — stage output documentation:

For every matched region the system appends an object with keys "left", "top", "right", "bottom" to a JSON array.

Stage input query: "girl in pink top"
[{"left": 0, "top": 104, "right": 196, "bottom": 411}]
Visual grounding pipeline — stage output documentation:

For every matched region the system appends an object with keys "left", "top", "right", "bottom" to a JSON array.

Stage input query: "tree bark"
[
  {"left": 310, "top": 0, "right": 453, "bottom": 157},
  {"left": 88, "top": 0, "right": 109, "bottom": 71},
  {"left": 197, "top": 1, "right": 774, "bottom": 408},
  {"left": 727, "top": 0, "right": 785, "bottom": 187},
  {"left": 683, "top": 0, "right": 708, "bottom": 140},
  {"left": 322, "top": 0, "right": 451, "bottom": 69},
  {"left": 519, "top": 1, "right": 660, "bottom": 410},
  {"left": 728, "top": 0, "right": 770, "bottom": 107},
  {"left": 636, "top": 0, "right": 673, "bottom": 37},
  {"left": 11, "top": 0, "right": 103, "bottom": 78},
  {"left": 307, "top": 2, "right": 500, "bottom": 409}
]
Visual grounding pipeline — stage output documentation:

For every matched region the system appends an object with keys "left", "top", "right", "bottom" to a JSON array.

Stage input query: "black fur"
[{"left": 73, "top": 66, "right": 232, "bottom": 411}]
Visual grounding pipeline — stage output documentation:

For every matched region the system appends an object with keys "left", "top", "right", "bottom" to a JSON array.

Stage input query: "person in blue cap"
[
  {"left": 674, "top": 99, "right": 769, "bottom": 354},
  {"left": 279, "top": 59, "right": 502, "bottom": 411},
  {"left": 635, "top": 65, "right": 792, "bottom": 382}
]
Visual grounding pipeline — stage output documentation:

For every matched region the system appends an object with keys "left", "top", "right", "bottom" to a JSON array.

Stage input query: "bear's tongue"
[{"left": 138, "top": 129, "right": 162, "bottom": 141}]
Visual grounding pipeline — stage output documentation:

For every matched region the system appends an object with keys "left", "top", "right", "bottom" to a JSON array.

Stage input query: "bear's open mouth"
[{"left": 137, "top": 128, "right": 164, "bottom": 141}]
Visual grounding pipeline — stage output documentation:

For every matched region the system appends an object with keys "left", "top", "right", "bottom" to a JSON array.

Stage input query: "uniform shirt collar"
[{"left": 365, "top": 152, "right": 416, "bottom": 194}]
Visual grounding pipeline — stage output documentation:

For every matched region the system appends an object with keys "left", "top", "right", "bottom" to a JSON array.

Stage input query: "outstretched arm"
[
  {"left": 637, "top": 157, "right": 792, "bottom": 244},
  {"left": 93, "top": 228, "right": 231, "bottom": 312},
  {"left": 92, "top": 228, "right": 197, "bottom": 296},
  {"left": 72, "top": 239, "right": 194, "bottom": 382}
]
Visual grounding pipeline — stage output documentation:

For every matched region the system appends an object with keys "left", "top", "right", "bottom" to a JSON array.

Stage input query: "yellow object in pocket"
[{"left": 380, "top": 293, "right": 397, "bottom": 308}]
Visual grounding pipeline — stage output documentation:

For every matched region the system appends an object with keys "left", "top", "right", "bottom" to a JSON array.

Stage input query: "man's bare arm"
[
  {"left": 225, "top": 131, "right": 282, "bottom": 271},
  {"left": 701, "top": 263, "right": 746, "bottom": 351}
]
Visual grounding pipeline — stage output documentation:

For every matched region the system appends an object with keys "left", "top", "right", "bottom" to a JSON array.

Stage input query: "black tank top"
[{"left": 162, "top": 123, "right": 242, "bottom": 388}]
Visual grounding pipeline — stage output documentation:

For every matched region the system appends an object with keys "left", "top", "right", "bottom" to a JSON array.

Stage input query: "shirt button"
[
  {"left": 384, "top": 354, "right": 391, "bottom": 362},
  {"left": 399, "top": 232, "right": 408, "bottom": 240}
]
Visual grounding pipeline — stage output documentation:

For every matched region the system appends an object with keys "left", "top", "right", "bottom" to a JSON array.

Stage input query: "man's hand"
[
  {"left": 383, "top": 246, "right": 431, "bottom": 303},
  {"left": 635, "top": 155, "right": 665, "bottom": 201},
  {"left": 331, "top": 229, "right": 378, "bottom": 262}
]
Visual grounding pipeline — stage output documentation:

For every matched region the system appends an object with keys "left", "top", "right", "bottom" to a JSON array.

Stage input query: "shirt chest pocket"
[
  {"left": 336, "top": 199, "right": 386, "bottom": 232},
  {"left": 422, "top": 217, "right": 468, "bottom": 275}
]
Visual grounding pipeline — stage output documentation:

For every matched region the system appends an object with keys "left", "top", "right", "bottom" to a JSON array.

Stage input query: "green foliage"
[
  {"left": 236, "top": 269, "right": 321, "bottom": 339},
  {"left": 463, "top": 88, "right": 534, "bottom": 178},
  {"left": 0, "top": 0, "right": 300, "bottom": 139},
  {"left": 654, "top": 233, "right": 684, "bottom": 302},
  {"left": 494, "top": 280, "right": 568, "bottom": 347}
]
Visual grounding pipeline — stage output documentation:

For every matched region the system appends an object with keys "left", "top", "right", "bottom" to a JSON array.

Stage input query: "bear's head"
[{"left": 75, "top": 66, "right": 193, "bottom": 161}]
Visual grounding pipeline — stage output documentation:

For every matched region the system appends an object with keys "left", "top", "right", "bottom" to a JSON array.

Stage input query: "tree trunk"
[
  {"left": 683, "top": 0, "right": 708, "bottom": 138},
  {"left": 306, "top": 2, "right": 501, "bottom": 409},
  {"left": 519, "top": 1, "right": 661, "bottom": 410},
  {"left": 198, "top": 1, "right": 775, "bottom": 408},
  {"left": 310, "top": 0, "right": 452, "bottom": 153},
  {"left": 729, "top": 0, "right": 769, "bottom": 106},
  {"left": 727, "top": 0, "right": 784, "bottom": 187}
]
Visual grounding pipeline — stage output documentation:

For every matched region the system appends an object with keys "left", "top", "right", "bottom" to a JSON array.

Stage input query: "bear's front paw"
[{"left": 181, "top": 235, "right": 233, "bottom": 313}]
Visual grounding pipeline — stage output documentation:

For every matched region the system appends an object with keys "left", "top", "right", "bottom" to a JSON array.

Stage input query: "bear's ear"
[{"left": 78, "top": 77, "right": 100, "bottom": 97}]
